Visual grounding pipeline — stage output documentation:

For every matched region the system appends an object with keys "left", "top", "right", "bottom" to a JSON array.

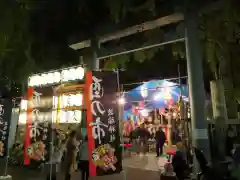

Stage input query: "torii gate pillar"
[{"left": 185, "top": 6, "right": 211, "bottom": 171}]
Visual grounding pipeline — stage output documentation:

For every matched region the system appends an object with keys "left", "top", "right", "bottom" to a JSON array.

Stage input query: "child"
[{"left": 78, "top": 136, "right": 89, "bottom": 180}]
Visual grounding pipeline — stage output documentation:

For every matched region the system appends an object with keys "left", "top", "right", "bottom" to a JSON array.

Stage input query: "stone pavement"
[
  {"left": 0, "top": 167, "right": 160, "bottom": 180},
  {"left": 0, "top": 154, "right": 166, "bottom": 180},
  {"left": 123, "top": 153, "right": 167, "bottom": 171}
]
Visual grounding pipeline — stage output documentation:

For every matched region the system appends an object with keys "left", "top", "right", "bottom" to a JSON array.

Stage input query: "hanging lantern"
[
  {"left": 138, "top": 100, "right": 145, "bottom": 109},
  {"left": 159, "top": 108, "right": 165, "bottom": 115}
]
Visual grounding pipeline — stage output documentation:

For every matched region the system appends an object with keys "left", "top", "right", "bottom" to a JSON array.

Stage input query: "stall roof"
[{"left": 124, "top": 79, "right": 188, "bottom": 110}]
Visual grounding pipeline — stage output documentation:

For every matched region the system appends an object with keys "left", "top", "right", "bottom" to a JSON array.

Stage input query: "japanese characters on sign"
[
  {"left": 28, "top": 66, "right": 85, "bottom": 87},
  {"left": 25, "top": 87, "right": 53, "bottom": 163},
  {"left": 0, "top": 99, "right": 12, "bottom": 157},
  {"left": 87, "top": 71, "right": 121, "bottom": 176},
  {"left": 108, "top": 108, "right": 116, "bottom": 143},
  {"left": 90, "top": 76, "right": 107, "bottom": 145},
  {"left": 21, "top": 93, "right": 83, "bottom": 111}
]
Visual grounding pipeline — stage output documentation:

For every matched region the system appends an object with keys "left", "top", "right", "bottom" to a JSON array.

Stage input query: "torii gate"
[{"left": 69, "top": 1, "right": 224, "bottom": 172}]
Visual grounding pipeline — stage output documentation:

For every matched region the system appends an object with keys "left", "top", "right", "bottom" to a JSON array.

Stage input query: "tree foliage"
[
  {"left": 0, "top": 0, "right": 179, "bottom": 83},
  {"left": 201, "top": 0, "right": 240, "bottom": 79},
  {"left": 0, "top": 0, "right": 34, "bottom": 89},
  {"left": 103, "top": 0, "right": 240, "bottom": 102},
  {"left": 199, "top": 0, "right": 240, "bottom": 104},
  {"left": 1, "top": 0, "right": 240, "bottom": 99},
  {"left": 100, "top": 0, "right": 176, "bottom": 69}
]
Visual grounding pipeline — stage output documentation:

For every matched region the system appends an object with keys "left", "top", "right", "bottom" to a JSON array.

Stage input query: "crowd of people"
[
  {"left": 47, "top": 123, "right": 240, "bottom": 180},
  {"left": 129, "top": 123, "right": 189, "bottom": 180},
  {"left": 129, "top": 123, "right": 170, "bottom": 157},
  {"left": 47, "top": 124, "right": 171, "bottom": 180},
  {"left": 46, "top": 130, "right": 89, "bottom": 180}
]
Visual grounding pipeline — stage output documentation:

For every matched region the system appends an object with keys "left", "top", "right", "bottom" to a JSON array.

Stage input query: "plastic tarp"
[{"left": 124, "top": 79, "right": 188, "bottom": 117}]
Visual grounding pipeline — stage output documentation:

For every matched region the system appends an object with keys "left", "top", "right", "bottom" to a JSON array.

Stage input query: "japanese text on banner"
[{"left": 90, "top": 76, "right": 107, "bottom": 145}]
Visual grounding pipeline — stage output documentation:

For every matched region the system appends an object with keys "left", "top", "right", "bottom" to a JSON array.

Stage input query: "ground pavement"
[{"left": 0, "top": 153, "right": 168, "bottom": 180}]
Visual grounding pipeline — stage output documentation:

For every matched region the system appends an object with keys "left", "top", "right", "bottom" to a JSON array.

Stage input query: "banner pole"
[
  {"left": 49, "top": 87, "right": 57, "bottom": 180},
  {"left": 115, "top": 69, "right": 126, "bottom": 180}
]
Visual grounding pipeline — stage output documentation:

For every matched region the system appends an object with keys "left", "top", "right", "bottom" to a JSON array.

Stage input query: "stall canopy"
[{"left": 124, "top": 79, "right": 188, "bottom": 112}]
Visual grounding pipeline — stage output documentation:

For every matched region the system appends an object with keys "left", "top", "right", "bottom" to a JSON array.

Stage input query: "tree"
[
  {"left": 202, "top": 0, "right": 240, "bottom": 113},
  {"left": 0, "top": 0, "right": 34, "bottom": 93},
  {"left": 199, "top": 0, "right": 240, "bottom": 159},
  {"left": 0, "top": 0, "right": 80, "bottom": 95}
]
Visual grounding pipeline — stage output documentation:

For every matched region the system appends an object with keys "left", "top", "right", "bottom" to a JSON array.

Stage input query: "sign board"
[
  {"left": 0, "top": 99, "right": 13, "bottom": 157},
  {"left": 28, "top": 66, "right": 84, "bottom": 87},
  {"left": 86, "top": 71, "right": 122, "bottom": 176},
  {"left": 24, "top": 87, "right": 53, "bottom": 165}
]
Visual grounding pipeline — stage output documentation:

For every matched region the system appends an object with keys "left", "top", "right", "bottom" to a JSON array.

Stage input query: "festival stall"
[
  {"left": 122, "top": 79, "right": 189, "bottom": 146},
  {"left": 13, "top": 66, "right": 85, "bottom": 165},
  {"left": 11, "top": 68, "right": 122, "bottom": 178}
]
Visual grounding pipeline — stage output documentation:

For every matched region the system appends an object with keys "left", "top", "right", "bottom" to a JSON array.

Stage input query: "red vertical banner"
[
  {"left": 24, "top": 87, "right": 33, "bottom": 165},
  {"left": 90, "top": 71, "right": 122, "bottom": 176},
  {"left": 86, "top": 72, "right": 96, "bottom": 176}
]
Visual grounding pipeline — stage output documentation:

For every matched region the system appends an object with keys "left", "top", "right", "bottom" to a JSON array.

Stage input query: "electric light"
[
  {"left": 173, "top": 112, "right": 177, "bottom": 117},
  {"left": 28, "top": 66, "right": 85, "bottom": 87},
  {"left": 140, "top": 109, "right": 148, "bottom": 117},
  {"left": 154, "top": 93, "right": 162, "bottom": 101},
  {"left": 20, "top": 100, "right": 27, "bottom": 110},
  {"left": 140, "top": 86, "right": 148, "bottom": 98},
  {"left": 53, "top": 93, "right": 83, "bottom": 109},
  {"left": 118, "top": 97, "right": 125, "bottom": 105},
  {"left": 18, "top": 110, "right": 82, "bottom": 124}
]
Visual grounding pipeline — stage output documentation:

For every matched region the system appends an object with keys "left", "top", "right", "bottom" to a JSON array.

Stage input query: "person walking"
[
  {"left": 129, "top": 128, "right": 138, "bottom": 153},
  {"left": 136, "top": 123, "right": 150, "bottom": 155},
  {"left": 62, "top": 130, "right": 78, "bottom": 180},
  {"left": 78, "top": 135, "right": 89, "bottom": 180},
  {"left": 155, "top": 127, "right": 166, "bottom": 157}
]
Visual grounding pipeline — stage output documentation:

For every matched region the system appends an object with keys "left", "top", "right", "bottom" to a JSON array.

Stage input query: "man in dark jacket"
[
  {"left": 155, "top": 127, "right": 166, "bottom": 157},
  {"left": 136, "top": 124, "right": 150, "bottom": 155}
]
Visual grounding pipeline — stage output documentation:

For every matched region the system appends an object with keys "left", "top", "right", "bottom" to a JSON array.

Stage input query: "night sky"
[{"left": 7, "top": 0, "right": 212, "bottom": 98}]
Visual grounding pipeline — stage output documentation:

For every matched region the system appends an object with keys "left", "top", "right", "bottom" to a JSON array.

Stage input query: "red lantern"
[
  {"left": 159, "top": 108, "right": 165, "bottom": 115},
  {"left": 138, "top": 101, "right": 144, "bottom": 108}
]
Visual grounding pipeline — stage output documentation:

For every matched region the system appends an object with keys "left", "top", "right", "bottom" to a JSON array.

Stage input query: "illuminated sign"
[
  {"left": 53, "top": 93, "right": 83, "bottom": 109},
  {"left": 20, "top": 93, "right": 83, "bottom": 111},
  {"left": 19, "top": 110, "right": 82, "bottom": 124},
  {"left": 28, "top": 66, "right": 85, "bottom": 87}
]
